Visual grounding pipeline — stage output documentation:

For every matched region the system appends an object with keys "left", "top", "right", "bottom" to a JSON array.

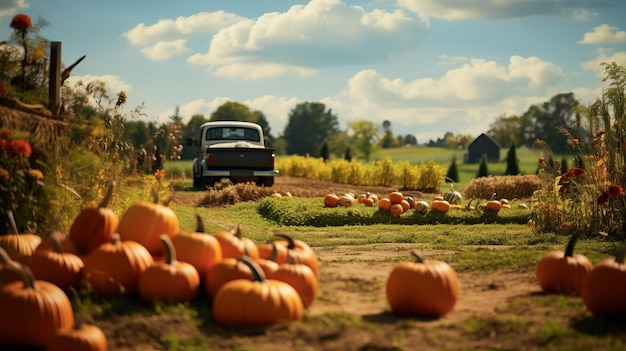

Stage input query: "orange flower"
[
  {"left": 596, "top": 130, "right": 605, "bottom": 137},
  {"left": 10, "top": 14, "right": 32, "bottom": 31},
  {"left": 570, "top": 138, "right": 579, "bottom": 148},
  {"left": 538, "top": 157, "right": 545, "bottom": 165},
  {"left": 607, "top": 185, "right": 624, "bottom": 197},
  {"left": 8, "top": 139, "right": 31, "bottom": 157},
  {"left": 562, "top": 167, "right": 585, "bottom": 179}
]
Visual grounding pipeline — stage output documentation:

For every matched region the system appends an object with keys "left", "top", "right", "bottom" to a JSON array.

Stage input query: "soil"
[{"left": 6, "top": 177, "right": 622, "bottom": 351}]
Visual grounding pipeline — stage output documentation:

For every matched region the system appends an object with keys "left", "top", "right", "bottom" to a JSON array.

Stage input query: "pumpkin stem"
[
  {"left": 160, "top": 234, "right": 177, "bottom": 264},
  {"left": 410, "top": 250, "right": 427, "bottom": 264},
  {"left": 267, "top": 243, "right": 278, "bottom": 262},
  {"left": 275, "top": 232, "right": 296, "bottom": 250},
  {"left": 0, "top": 247, "right": 13, "bottom": 265},
  {"left": 195, "top": 214, "right": 205, "bottom": 233},
  {"left": 231, "top": 225, "right": 242, "bottom": 239},
  {"left": 48, "top": 231, "right": 65, "bottom": 254},
  {"left": 563, "top": 232, "right": 581, "bottom": 258},
  {"left": 491, "top": 193, "right": 497, "bottom": 201},
  {"left": 237, "top": 256, "right": 267, "bottom": 282},
  {"left": 6, "top": 210, "right": 18, "bottom": 235},
  {"left": 111, "top": 233, "right": 121, "bottom": 246},
  {"left": 98, "top": 181, "right": 115, "bottom": 209}
]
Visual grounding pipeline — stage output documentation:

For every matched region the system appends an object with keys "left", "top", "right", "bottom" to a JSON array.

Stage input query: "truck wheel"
[
  {"left": 193, "top": 173, "right": 202, "bottom": 188},
  {"left": 257, "top": 177, "right": 274, "bottom": 187}
]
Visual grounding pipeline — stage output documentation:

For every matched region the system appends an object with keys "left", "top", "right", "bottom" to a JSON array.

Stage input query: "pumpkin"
[
  {"left": 0, "top": 247, "right": 21, "bottom": 285},
  {"left": 388, "top": 191, "right": 404, "bottom": 205},
  {"left": 362, "top": 196, "right": 375, "bottom": 207},
  {"left": 213, "top": 225, "right": 259, "bottom": 260},
  {"left": 82, "top": 234, "right": 154, "bottom": 297},
  {"left": 25, "top": 231, "right": 84, "bottom": 291},
  {"left": 47, "top": 323, "right": 108, "bottom": 351},
  {"left": 536, "top": 232, "right": 592, "bottom": 294},
  {"left": 431, "top": 199, "right": 451, "bottom": 213},
  {"left": 36, "top": 231, "right": 78, "bottom": 255},
  {"left": 0, "top": 210, "right": 41, "bottom": 261},
  {"left": 404, "top": 195, "right": 416, "bottom": 209},
  {"left": 389, "top": 203, "right": 404, "bottom": 217},
  {"left": 212, "top": 256, "right": 303, "bottom": 327},
  {"left": 368, "top": 193, "right": 379, "bottom": 203},
  {"left": 69, "top": 181, "right": 118, "bottom": 255},
  {"left": 581, "top": 244, "right": 626, "bottom": 317},
  {"left": 257, "top": 241, "right": 290, "bottom": 265},
  {"left": 139, "top": 235, "right": 200, "bottom": 303},
  {"left": 170, "top": 214, "right": 222, "bottom": 279},
  {"left": 378, "top": 197, "right": 392, "bottom": 212},
  {"left": 0, "top": 263, "right": 74, "bottom": 348},
  {"left": 486, "top": 193, "right": 502, "bottom": 212},
  {"left": 338, "top": 194, "right": 354, "bottom": 207},
  {"left": 116, "top": 200, "right": 180, "bottom": 258},
  {"left": 272, "top": 257, "right": 319, "bottom": 309},
  {"left": 255, "top": 255, "right": 280, "bottom": 278},
  {"left": 323, "top": 193, "right": 340, "bottom": 208},
  {"left": 443, "top": 184, "right": 462, "bottom": 205},
  {"left": 204, "top": 257, "right": 256, "bottom": 298},
  {"left": 415, "top": 200, "right": 430, "bottom": 215},
  {"left": 273, "top": 233, "right": 319, "bottom": 276},
  {"left": 386, "top": 250, "right": 459, "bottom": 318}
]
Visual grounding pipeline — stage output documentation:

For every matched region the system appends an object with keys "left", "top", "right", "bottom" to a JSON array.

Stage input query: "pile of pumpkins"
[
  {"left": 0, "top": 182, "right": 320, "bottom": 349},
  {"left": 323, "top": 192, "right": 379, "bottom": 208}
]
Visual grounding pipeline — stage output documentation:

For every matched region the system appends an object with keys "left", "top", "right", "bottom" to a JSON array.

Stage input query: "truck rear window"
[{"left": 206, "top": 127, "right": 261, "bottom": 142}]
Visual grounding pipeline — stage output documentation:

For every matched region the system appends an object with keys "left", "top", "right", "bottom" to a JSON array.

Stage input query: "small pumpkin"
[
  {"left": 82, "top": 234, "right": 154, "bottom": 297},
  {"left": 213, "top": 225, "right": 259, "bottom": 260},
  {"left": 431, "top": 199, "right": 451, "bottom": 213},
  {"left": 536, "top": 232, "right": 592, "bottom": 294},
  {"left": 116, "top": 200, "right": 180, "bottom": 258},
  {"left": 485, "top": 193, "right": 502, "bottom": 212},
  {"left": 170, "top": 214, "right": 222, "bottom": 279},
  {"left": 323, "top": 193, "right": 340, "bottom": 208},
  {"left": 386, "top": 250, "right": 459, "bottom": 318},
  {"left": 69, "top": 181, "right": 118, "bottom": 255},
  {"left": 443, "top": 184, "right": 462, "bottom": 205},
  {"left": 138, "top": 235, "right": 200, "bottom": 303},
  {"left": 414, "top": 200, "right": 430, "bottom": 215},
  {"left": 338, "top": 194, "right": 354, "bottom": 207},
  {"left": 389, "top": 203, "right": 404, "bottom": 217},
  {"left": 388, "top": 191, "right": 404, "bottom": 205},
  {"left": 378, "top": 198, "right": 392, "bottom": 212},
  {"left": 25, "top": 231, "right": 85, "bottom": 291},
  {"left": 0, "top": 263, "right": 75, "bottom": 348},
  {"left": 0, "top": 210, "right": 41, "bottom": 261},
  {"left": 47, "top": 323, "right": 108, "bottom": 351},
  {"left": 581, "top": 244, "right": 626, "bottom": 317},
  {"left": 212, "top": 257, "right": 303, "bottom": 327}
]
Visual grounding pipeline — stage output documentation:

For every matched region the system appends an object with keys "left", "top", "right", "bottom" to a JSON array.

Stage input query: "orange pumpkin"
[
  {"left": 486, "top": 193, "right": 502, "bottom": 212},
  {"left": 82, "top": 234, "right": 154, "bottom": 297},
  {"left": 272, "top": 257, "right": 318, "bottom": 309},
  {"left": 431, "top": 199, "right": 451, "bottom": 213},
  {"left": 388, "top": 191, "right": 404, "bottom": 204},
  {"left": 378, "top": 198, "right": 392, "bottom": 212},
  {"left": 204, "top": 257, "right": 256, "bottom": 298},
  {"left": 386, "top": 250, "right": 459, "bottom": 318},
  {"left": 138, "top": 235, "right": 200, "bottom": 303},
  {"left": 36, "top": 231, "right": 78, "bottom": 255},
  {"left": 389, "top": 203, "right": 404, "bottom": 217},
  {"left": 116, "top": 200, "right": 180, "bottom": 258},
  {"left": 536, "top": 233, "right": 592, "bottom": 294},
  {"left": 170, "top": 214, "right": 222, "bottom": 279},
  {"left": 69, "top": 181, "right": 118, "bottom": 255},
  {"left": 212, "top": 257, "right": 303, "bottom": 327},
  {"left": 213, "top": 225, "right": 259, "bottom": 260},
  {"left": 0, "top": 210, "right": 41, "bottom": 261},
  {"left": 0, "top": 263, "right": 74, "bottom": 348},
  {"left": 582, "top": 244, "right": 626, "bottom": 317},
  {"left": 323, "top": 193, "right": 340, "bottom": 207},
  {"left": 25, "top": 231, "right": 84, "bottom": 291},
  {"left": 273, "top": 233, "right": 319, "bottom": 276},
  {"left": 0, "top": 247, "right": 22, "bottom": 285},
  {"left": 47, "top": 323, "right": 108, "bottom": 351}
]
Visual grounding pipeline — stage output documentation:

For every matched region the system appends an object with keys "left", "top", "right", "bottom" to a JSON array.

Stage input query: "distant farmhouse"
[{"left": 465, "top": 133, "right": 501, "bottom": 164}]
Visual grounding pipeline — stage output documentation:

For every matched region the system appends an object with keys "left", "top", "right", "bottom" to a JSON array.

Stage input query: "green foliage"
[
  {"left": 283, "top": 102, "right": 340, "bottom": 156},
  {"left": 505, "top": 143, "right": 520, "bottom": 175},
  {"left": 446, "top": 155, "right": 459, "bottom": 183},
  {"left": 319, "top": 141, "right": 329, "bottom": 162},
  {"left": 477, "top": 154, "right": 488, "bottom": 178}
]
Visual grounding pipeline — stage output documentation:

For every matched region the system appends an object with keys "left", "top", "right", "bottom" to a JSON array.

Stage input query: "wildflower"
[
  {"left": 0, "top": 83, "right": 7, "bottom": 96},
  {"left": 562, "top": 167, "right": 585, "bottom": 179},
  {"left": 0, "top": 129, "right": 11, "bottom": 140},
  {"left": 8, "top": 139, "right": 31, "bottom": 157},
  {"left": 597, "top": 192, "right": 609, "bottom": 205},
  {"left": 155, "top": 169, "right": 166, "bottom": 179},
  {"left": 0, "top": 168, "right": 8, "bottom": 182},
  {"left": 538, "top": 157, "right": 545, "bottom": 165},
  {"left": 596, "top": 130, "right": 605, "bottom": 137},
  {"left": 10, "top": 14, "right": 32, "bottom": 31},
  {"left": 116, "top": 91, "right": 127, "bottom": 106},
  {"left": 27, "top": 169, "right": 44, "bottom": 180},
  {"left": 570, "top": 138, "right": 579, "bottom": 148},
  {"left": 598, "top": 184, "right": 624, "bottom": 205}
]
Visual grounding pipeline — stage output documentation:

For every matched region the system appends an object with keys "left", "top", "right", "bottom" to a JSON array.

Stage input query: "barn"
[{"left": 466, "top": 133, "right": 501, "bottom": 164}]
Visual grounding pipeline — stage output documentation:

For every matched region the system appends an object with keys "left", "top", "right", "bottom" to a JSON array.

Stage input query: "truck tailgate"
[{"left": 205, "top": 147, "right": 275, "bottom": 169}]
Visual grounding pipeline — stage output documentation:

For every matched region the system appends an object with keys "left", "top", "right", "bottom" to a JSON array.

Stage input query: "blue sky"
[{"left": 1, "top": 0, "right": 625, "bottom": 143}]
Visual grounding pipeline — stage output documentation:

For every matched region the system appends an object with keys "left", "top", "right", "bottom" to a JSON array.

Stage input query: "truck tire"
[
  {"left": 257, "top": 176, "right": 274, "bottom": 187},
  {"left": 193, "top": 173, "right": 202, "bottom": 188}
]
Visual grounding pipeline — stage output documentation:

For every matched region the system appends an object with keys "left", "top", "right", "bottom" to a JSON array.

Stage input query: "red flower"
[
  {"left": 0, "top": 129, "right": 11, "bottom": 140},
  {"left": 0, "top": 83, "right": 7, "bottom": 96},
  {"left": 0, "top": 138, "right": 7, "bottom": 152},
  {"left": 563, "top": 167, "right": 585, "bottom": 178},
  {"left": 570, "top": 138, "right": 579, "bottom": 148},
  {"left": 10, "top": 14, "right": 32, "bottom": 31},
  {"left": 538, "top": 157, "right": 545, "bottom": 165},
  {"left": 596, "top": 130, "right": 605, "bottom": 137},
  {"left": 607, "top": 185, "right": 624, "bottom": 197},
  {"left": 8, "top": 139, "right": 32, "bottom": 157}
]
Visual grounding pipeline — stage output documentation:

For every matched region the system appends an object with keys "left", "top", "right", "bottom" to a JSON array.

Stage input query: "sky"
[{"left": 1, "top": 0, "right": 625, "bottom": 143}]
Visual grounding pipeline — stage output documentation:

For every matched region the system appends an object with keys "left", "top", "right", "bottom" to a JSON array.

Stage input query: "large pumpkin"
[
  {"left": 536, "top": 232, "right": 592, "bottom": 294},
  {"left": 213, "top": 225, "right": 259, "bottom": 260},
  {"left": 204, "top": 256, "right": 256, "bottom": 298},
  {"left": 138, "top": 235, "right": 200, "bottom": 303},
  {"left": 47, "top": 323, "right": 108, "bottom": 351},
  {"left": 581, "top": 244, "right": 626, "bottom": 317},
  {"left": 25, "top": 231, "right": 84, "bottom": 291},
  {"left": 69, "top": 181, "right": 118, "bottom": 255},
  {"left": 386, "top": 250, "right": 459, "bottom": 318},
  {"left": 212, "top": 257, "right": 303, "bottom": 327},
  {"left": 0, "top": 263, "right": 74, "bottom": 348},
  {"left": 82, "top": 234, "right": 154, "bottom": 297},
  {"left": 116, "top": 200, "right": 180, "bottom": 258},
  {"left": 273, "top": 233, "right": 319, "bottom": 276},
  {"left": 170, "top": 214, "right": 222, "bottom": 279},
  {"left": 271, "top": 257, "right": 318, "bottom": 309}
]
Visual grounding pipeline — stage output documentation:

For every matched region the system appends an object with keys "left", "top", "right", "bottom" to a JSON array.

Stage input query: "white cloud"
[
  {"left": 397, "top": 0, "right": 603, "bottom": 20},
  {"left": 581, "top": 51, "right": 626, "bottom": 73},
  {"left": 579, "top": 24, "right": 626, "bottom": 44},
  {"left": 0, "top": 0, "right": 28, "bottom": 18},
  {"left": 123, "top": 11, "right": 244, "bottom": 46},
  {"left": 65, "top": 74, "right": 132, "bottom": 109},
  {"left": 141, "top": 40, "right": 190, "bottom": 61}
]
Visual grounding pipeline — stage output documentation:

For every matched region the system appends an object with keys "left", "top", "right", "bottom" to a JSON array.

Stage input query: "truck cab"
[{"left": 188, "top": 121, "right": 279, "bottom": 188}]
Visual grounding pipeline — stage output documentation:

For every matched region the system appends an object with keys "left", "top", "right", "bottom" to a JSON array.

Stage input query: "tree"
[
  {"left": 380, "top": 130, "right": 397, "bottom": 148},
  {"left": 488, "top": 114, "right": 522, "bottom": 148},
  {"left": 319, "top": 142, "right": 330, "bottom": 162},
  {"left": 181, "top": 114, "right": 209, "bottom": 160},
  {"left": 477, "top": 154, "right": 488, "bottom": 178},
  {"left": 446, "top": 155, "right": 459, "bottom": 183},
  {"left": 283, "top": 102, "right": 340, "bottom": 156},
  {"left": 348, "top": 120, "right": 379, "bottom": 162},
  {"left": 210, "top": 101, "right": 273, "bottom": 139},
  {"left": 344, "top": 146, "right": 352, "bottom": 161},
  {"left": 403, "top": 134, "right": 418, "bottom": 146},
  {"left": 504, "top": 143, "right": 520, "bottom": 175}
]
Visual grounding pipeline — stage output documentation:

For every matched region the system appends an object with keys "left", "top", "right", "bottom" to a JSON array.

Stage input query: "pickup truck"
[{"left": 187, "top": 121, "right": 279, "bottom": 188}]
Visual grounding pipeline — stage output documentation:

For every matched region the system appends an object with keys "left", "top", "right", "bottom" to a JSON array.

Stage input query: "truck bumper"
[{"left": 202, "top": 169, "right": 280, "bottom": 177}]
